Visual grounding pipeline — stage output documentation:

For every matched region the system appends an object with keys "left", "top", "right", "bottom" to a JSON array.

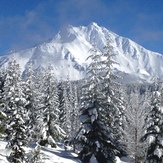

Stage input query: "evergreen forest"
[{"left": 0, "top": 42, "right": 162, "bottom": 163}]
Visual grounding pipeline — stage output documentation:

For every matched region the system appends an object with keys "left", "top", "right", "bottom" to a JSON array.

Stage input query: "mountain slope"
[{"left": 0, "top": 22, "right": 163, "bottom": 82}]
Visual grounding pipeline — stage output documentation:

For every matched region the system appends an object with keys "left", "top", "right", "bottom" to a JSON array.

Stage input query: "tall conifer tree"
[
  {"left": 39, "top": 64, "right": 63, "bottom": 147},
  {"left": 3, "top": 60, "right": 28, "bottom": 163},
  {"left": 143, "top": 81, "right": 163, "bottom": 163},
  {"left": 76, "top": 41, "right": 122, "bottom": 163}
]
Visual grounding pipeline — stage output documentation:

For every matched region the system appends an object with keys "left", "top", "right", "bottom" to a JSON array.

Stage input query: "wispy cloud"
[
  {"left": 0, "top": 1, "right": 56, "bottom": 53},
  {"left": 0, "top": 0, "right": 163, "bottom": 54},
  {"left": 0, "top": 0, "right": 108, "bottom": 53}
]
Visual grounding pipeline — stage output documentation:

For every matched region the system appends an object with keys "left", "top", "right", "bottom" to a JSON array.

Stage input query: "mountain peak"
[
  {"left": 0, "top": 23, "right": 163, "bottom": 83},
  {"left": 89, "top": 22, "right": 99, "bottom": 28}
]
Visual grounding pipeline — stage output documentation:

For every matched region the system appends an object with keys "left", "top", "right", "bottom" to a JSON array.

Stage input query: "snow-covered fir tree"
[
  {"left": 142, "top": 81, "right": 163, "bottom": 163},
  {"left": 22, "top": 62, "right": 37, "bottom": 141},
  {"left": 22, "top": 62, "right": 43, "bottom": 162},
  {"left": 26, "top": 66, "right": 49, "bottom": 146},
  {"left": 0, "top": 69, "right": 6, "bottom": 138},
  {"left": 38, "top": 64, "right": 64, "bottom": 147},
  {"left": 63, "top": 75, "right": 80, "bottom": 146},
  {"left": 123, "top": 91, "right": 147, "bottom": 163},
  {"left": 101, "top": 41, "right": 125, "bottom": 157},
  {"left": 76, "top": 42, "right": 122, "bottom": 163},
  {"left": 0, "top": 110, "right": 6, "bottom": 138},
  {"left": 58, "top": 77, "right": 71, "bottom": 139},
  {"left": 69, "top": 83, "right": 80, "bottom": 151},
  {"left": 58, "top": 79, "right": 65, "bottom": 125},
  {"left": 2, "top": 60, "right": 28, "bottom": 163}
]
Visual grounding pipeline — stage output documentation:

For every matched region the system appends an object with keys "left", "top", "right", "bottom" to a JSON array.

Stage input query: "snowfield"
[
  {"left": 0, "top": 140, "right": 80, "bottom": 163},
  {"left": 0, "top": 140, "right": 128, "bottom": 163}
]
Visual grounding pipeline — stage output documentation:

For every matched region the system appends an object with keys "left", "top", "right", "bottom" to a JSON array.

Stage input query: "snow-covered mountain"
[{"left": 0, "top": 22, "right": 163, "bottom": 83}]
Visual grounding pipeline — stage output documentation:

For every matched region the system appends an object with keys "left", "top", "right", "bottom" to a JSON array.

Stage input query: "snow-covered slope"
[
  {"left": 0, "top": 22, "right": 163, "bottom": 82},
  {"left": 0, "top": 140, "right": 80, "bottom": 163},
  {"left": 0, "top": 140, "right": 128, "bottom": 163}
]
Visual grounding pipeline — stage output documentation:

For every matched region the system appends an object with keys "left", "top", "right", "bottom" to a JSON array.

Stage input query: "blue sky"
[{"left": 0, "top": 0, "right": 163, "bottom": 55}]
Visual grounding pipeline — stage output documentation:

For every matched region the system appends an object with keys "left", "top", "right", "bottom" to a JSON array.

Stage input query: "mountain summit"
[{"left": 0, "top": 22, "right": 163, "bottom": 82}]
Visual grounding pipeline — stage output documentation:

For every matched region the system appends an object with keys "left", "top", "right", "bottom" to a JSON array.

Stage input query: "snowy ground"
[
  {"left": 0, "top": 140, "right": 80, "bottom": 163},
  {"left": 0, "top": 140, "right": 127, "bottom": 163}
]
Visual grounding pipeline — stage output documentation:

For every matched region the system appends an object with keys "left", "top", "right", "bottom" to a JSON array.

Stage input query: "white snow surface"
[
  {"left": 1, "top": 22, "right": 163, "bottom": 82},
  {"left": 0, "top": 140, "right": 128, "bottom": 163},
  {"left": 0, "top": 140, "right": 79, "bottom": 163}
]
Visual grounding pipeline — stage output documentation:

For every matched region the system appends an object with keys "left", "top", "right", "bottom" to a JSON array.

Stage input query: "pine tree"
[
  {"left": 22, "top": 62, "right": 37, "bottom": 144},
  {"left": 0, "top": 69, "right": 6, "bottom": 138},
  {"left": 142, "top": 81, "right": 163, "bottom": 163},
  {"left": 69, "top": 83, "right": 80, "bottom": 151},
  {"left": 123, "top": 91, "right": 147, "bottom": 163},
  {"left": 0, "top": 110, "right": 6, "bottom": 138},
  {"left": 58, "top": 78, "right": 71, "bottom": 139},
  {"left": 23, "top": 63, "right": 44, "bottom": 162},
  {"left": 76, "top": 42, "right": 121, "bottom": 163},
  {"left": 63, "top": 75, "right": 80, "bottom": 146},
  {"left": 2, "top": 60, "right": 28, "bottom": 163},
  {"left": 39, "top": 64, "right": 63, "bottom": 147},
  {"left": 31, "top": 66, "right": 46, "bottom": 144},
  {"left": 101, "top": 41, "right": 125, "bottom": 157}
]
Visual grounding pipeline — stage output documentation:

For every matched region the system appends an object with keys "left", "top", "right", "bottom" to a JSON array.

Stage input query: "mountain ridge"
[{"left": 0, "top": 22, "right": 163, "bottom": 83}]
